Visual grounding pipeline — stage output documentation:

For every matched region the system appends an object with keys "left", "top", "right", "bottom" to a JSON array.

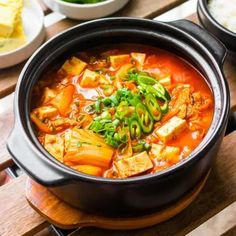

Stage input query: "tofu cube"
[
  {"left": 131, "top": 52, "right": 146, "bottom": 68},
  {"left": 150, "top": 144, "right": 180, "bottom": 163},
  {"left": 155, "top": 116, "right": 186, "bottom": 143},
  {"left": 80, "top": 69, "right": 100, "bottom": 88},
  {"left": 61, "top": 57, "right": 87, "bottom": 76},
  {"left": 35, "top": 106, "right": 58, "bottom": 120},
  {"left": 115, "top": 151, "right": 153, "bottom": 178},
  {"left": 150, "top": 144, "right": 164, "bottom": 160},
  {"left": 110, "top": 54, "right": 130, "bottom": 68},
  {"left": 162, "top": 146, "right": 180, "bottom": 163},
  {"left": 45, "top": 134, "right": 64, "bottom": 162},
  {"left": 41, "top": 87, "right": 57, "bottom": 104}
]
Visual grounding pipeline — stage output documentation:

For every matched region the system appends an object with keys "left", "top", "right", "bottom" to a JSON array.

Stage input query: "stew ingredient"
[{"left": 30, "top": 45, "right": 214, "bottom": 178}]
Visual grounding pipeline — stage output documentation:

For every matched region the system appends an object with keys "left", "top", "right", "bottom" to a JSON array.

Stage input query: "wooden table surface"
[{"left": 0, "top": 0, "right": 236, "bottom": 235}]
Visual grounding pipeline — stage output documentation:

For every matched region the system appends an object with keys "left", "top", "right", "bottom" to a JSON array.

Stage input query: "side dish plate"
[
  {"left": 43, "top": 0, "right": 129, "bottom": 20},
  {"left": 0, "top": 0, "right": 45, "bottom": 69}
]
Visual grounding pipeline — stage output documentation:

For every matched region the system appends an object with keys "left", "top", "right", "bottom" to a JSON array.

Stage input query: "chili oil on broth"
[{"left": 30, "top": 44, "right": 214, "bottom": 179}]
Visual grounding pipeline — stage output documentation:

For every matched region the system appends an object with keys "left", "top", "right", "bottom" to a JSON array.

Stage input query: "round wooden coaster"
[{"left": 25, "top": 172, "right": 209, "bottom": 230}]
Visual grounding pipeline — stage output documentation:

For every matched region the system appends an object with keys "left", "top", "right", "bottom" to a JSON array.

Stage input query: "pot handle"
[
  {"left": 168, "top": 20, "right": 227, "bottom": 64},
  {"left": 7, "top": 123, "right": 71, "bottom": 187}
]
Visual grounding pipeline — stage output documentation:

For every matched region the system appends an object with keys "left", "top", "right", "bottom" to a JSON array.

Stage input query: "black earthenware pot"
[
  {"left": 7, "top": 18, "right": 230, "bottom": 217},
  {"left": 197, "top": 0, "right": 236, "bottom": 52}
]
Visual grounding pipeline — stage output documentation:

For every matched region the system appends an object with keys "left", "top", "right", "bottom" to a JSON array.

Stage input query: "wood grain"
[
  {"left": 26, "top": 172, "right": 208, "bottom": 230},
  {"left": 0, "top": 107, "right": 14, "bottom": 171},
  {"left": 36, "top": 0, "right": 51, "bottom": 15},
  {"left": 0, "top": 131, "right": 236, "bottom": 235},
  {"left": 224, "top": 53, "right": 236, "bottom": 108},
  {"left": 0, "top": 175, "right": 49, "bottom": 236},
  {"left": 222, "top": 225, "right": 236, "bottom": 236},
  {"left": 114, "top": 0, "right": 187, "bottom": 18}
]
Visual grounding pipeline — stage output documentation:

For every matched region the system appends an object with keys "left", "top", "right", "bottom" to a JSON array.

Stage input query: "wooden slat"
[
  {"left": 0, "top": 131, "right": 236, "bottom": 235},
  {"left": 0, "top": 175, "right": 49, "bottom": 236},
  {"left": 0, "top": 63, "right": 24, "bottom": 99},
  {"left": 45, "top": 19, "right": 77, "bottom": 39},
  {"left": 187, "top": 202, "right": 236, "bottom": 236},
  {"left": 0, "top": 154, "right": 13, "bottom": 172},
  {"left": 114, "top": 0, "right": 187, "bottom": 18},
  {"left": 222, "top": 226, "right": 236, "bottom": 236},
  {"left": 36, "top": 0, "right": 51, "bottom": 15},
  {"left": 0, "top": 107, "right": 14, "bottom": 171},
  {"left": 224, "top": 54, "right": 236, "bottom": 108},
  {"left": 0, "top": 0, "right": 187, "bottom": 99}
]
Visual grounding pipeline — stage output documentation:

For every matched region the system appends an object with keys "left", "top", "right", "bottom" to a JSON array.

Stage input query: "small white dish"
[
  {"left": 0, "top": 0, "right": 45, "bottom": 69},
  {"left": 43, "top": 0, "right": 129, "bottom": 20}
]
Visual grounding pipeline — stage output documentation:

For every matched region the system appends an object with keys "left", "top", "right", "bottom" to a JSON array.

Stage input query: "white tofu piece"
[
  {"left": 150, "top": 144, "right": 180, "bottom": 162},
  {"left": 162, "top": 146, "right": 180, "bottom": 163},
  {"left": 155, "top": 116, "right": 186, "bottom": 143},
  {"left": 34, "top": 106, "right": 58, "bottom": 120},
  {"left": 115, "top": 151, "right": 153, "bottom": 178},
  {"left": 45, "top": 134, "right": 64, "bottom": 162},
  {"left": 131, "top": 52, "right": 146, "bottom": 68},
  {"left": 150, "top": 144, "right": 164, "bottom": 160},
  {"left": 80, "top": 69, "right": 100, "bottom": 88},
  {"left": 41, "top": 87, "right": 57, "bottom": 104},
  {"left": 61, "top": 57, "right": 87, "bottom": 76},
  {"left": 110, "top": 54, "right": 130, "bottom": 68}
]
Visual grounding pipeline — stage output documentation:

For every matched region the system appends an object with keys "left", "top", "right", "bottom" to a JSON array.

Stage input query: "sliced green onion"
[
  {"left": 160, "top": 100, "right": 169, "bottom": 114},
  {"left": 129, "top": 116, "right": 141, "bottom": 139},
  {"left": 132, "top": 140, "right": 151, "bottom": 153},
  {"left": 137, "top": 74, "right": 157, "bottom": 85},
  {"left": 115, "top": 101, "right": 129, "bottom": 120},
  {"left": 153, "top": 83, "right": 171, "bottom": 101},
  {"left": 100, "top": 110, "right": 111, "bottom": 120},
  {"left": 95, "top": 98, "right": 102, "bottom": 113},
  {"left": 145, "top": 93, "right": 162, "bottom": 121},
  {"left": 135, "top": 103, "right": 153, "bottom": 133}
]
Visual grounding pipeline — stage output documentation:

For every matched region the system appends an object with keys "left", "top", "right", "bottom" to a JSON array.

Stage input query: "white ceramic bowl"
[
  {"left": 43, "top": 0, "right": 129, "bottom": 20},
  {"left": 0, "top": 0, "right": 45, "bottom": 69}
]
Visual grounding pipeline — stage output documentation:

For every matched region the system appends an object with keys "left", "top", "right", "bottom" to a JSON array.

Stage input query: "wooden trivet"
[{"left": 25, "top": 171, "right": 209, "bottom": 230}]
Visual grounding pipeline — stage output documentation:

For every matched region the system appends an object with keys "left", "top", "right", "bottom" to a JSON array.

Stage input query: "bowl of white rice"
[{"left": 197, "top": 0, "right": 236, "bottom": 51}]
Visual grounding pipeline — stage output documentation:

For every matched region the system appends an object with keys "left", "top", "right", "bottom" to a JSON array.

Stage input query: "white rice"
[{"left": 208, "top": 0, "right": 236, "bottom": 33}]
